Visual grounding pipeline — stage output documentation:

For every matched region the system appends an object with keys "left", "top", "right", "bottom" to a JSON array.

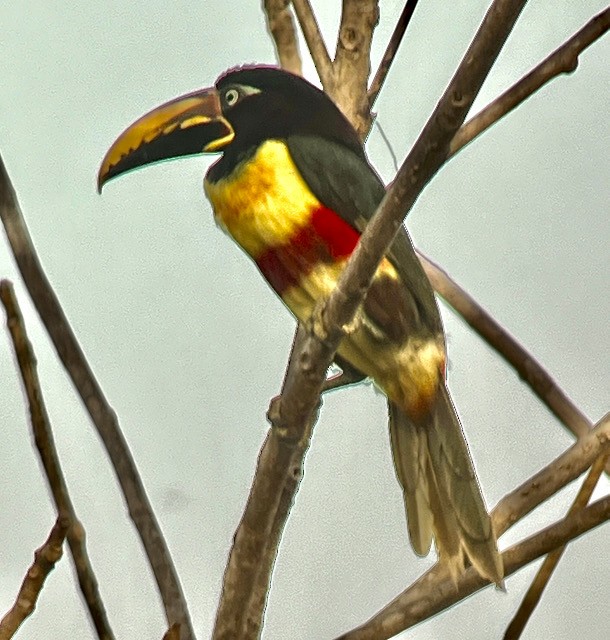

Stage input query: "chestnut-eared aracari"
[{"left": 98, "top": 66, "right": 503, "bottom": 584}]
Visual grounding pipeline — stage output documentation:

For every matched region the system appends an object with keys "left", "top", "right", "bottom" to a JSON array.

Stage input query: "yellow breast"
[{"left": 204, "top": 140, "right": 320, "bottom": 258}]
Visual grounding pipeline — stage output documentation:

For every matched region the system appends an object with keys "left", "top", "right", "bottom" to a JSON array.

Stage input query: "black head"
[{"left": 214, "top": 66, "right": 363, "bottom": 158}]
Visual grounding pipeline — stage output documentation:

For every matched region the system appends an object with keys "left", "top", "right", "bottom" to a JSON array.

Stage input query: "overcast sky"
[{"left": 1, "top": 1, "right": 608, "bottom": 639}]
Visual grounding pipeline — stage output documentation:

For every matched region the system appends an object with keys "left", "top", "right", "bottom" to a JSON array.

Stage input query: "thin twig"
[
  {"left": 504, "top": 451, "right": 609, "bottom": 639},
  {"left": 0, "top": 517, "right": 69, "bottom": 640},
  {"left": 368, "top": 0, "right": 420, "bottom": 108},
  {"left": 291, "top": 0, "right": 333, "bottom": 84},
  {"left": 0, "top": 155, "right": 195, "bottom": 640},
  {"left": 0, "top": 280, "right": 114, "bottom": 640},
  {"left": 374, "top": 120, "right": 399, "bottom": 170},
  {"left": 214, "top": 0, "right": 528, "bottom": 635},
  {"left": 336, "top": 412, "right": 610, "bottom": 639},
  {"left": 263, "top": 0, "right": 303, "bottom": 75},
  {"left": 417, "top": 252, "right": 607, "bottom": 473},
  {"left": 451, "top": 7, "right": 610, "bottom": 156},
  {"left": 492, "top": 412, "right": 609, "bottom": 536}
]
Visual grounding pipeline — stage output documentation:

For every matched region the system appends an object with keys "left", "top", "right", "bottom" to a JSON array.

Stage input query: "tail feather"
[
  {"left": 388, "top": 385, "right": 503, "bottom": 585},
  {"left": 389, "top": 402, "right": 433, "bottom": 556},
  {"left": 424, "top": 451, "right": 465, "bottom": 581}
]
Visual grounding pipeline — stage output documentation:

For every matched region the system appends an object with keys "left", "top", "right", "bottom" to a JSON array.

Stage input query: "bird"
[{"left": 98, "top": 65, "right": 503, "bottom": 585}]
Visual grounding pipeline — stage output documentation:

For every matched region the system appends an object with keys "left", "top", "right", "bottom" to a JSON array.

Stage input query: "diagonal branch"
[
  {"left": 451, "top": 7, "right": 610, "bottom": 156},
  {"left": 417, "top": 252, "right": 608, "bottom": 473},
  {"left": 212, "top": 326, "right": 319, "bottom": 639},
  {"left": 0, "top": 517, "right": 68, "bottom": 640},
  {"left": 336, "top": 412, "right": 610, "bottom": 639},
  {"left": 319, "top": 0, "right": 527, "bottom": 341},
  {"left": 285, "top": 2, "right": 604, "bottom": 463},
  {"left": 338, "top": 494, "right": 610, "bottom": 640},
  {"left": 0, "top": 154, "right": 195, "bottom": 640},
  {"left": 214, "top": 0, "right": 529, "bottom": 635},
  {"left": 263, "top": 0, "right": 303, "bottom": 75},
  {"left": 492, "top": 412, "right": 609, "bottom": 536},
  {"left": 503, "top": 450, "right": 609, "bottom": 639},
  {"left": 368, "top": 0, "right": 420, "bottom": 109},
  {"left": 1, "top": 280, "right": 114, "bottom": 640}
]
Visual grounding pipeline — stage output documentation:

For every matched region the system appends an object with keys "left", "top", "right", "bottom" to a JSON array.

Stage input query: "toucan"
[{"left": 98, "top": 65, "right": 503, "bottom": 585}]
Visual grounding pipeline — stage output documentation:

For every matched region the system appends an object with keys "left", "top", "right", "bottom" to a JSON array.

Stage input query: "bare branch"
[
  {"left": 0, "top": 154, "right": 194, "bottom": 640},
  {"left": 451, "top": 8, "right": 610, "bottom": 156},
  {"left": 0, "top": 280, "right": 114, "bottom": 639},
  {"left": 242, "top": 435, "right": 310, "bottom": 638},
  {"left": 493, "top": 412, "right": 610, "bottom": 536},
  {"left": 504, "top": 450, "right": 609, "bottom": 639},
  {"left": 274, "top": 1, "right": 601, "bottom": 464},
  {"left": 215, "top": 0, "right": 528, "bottom": 635},
  {"left": 417, "top": 252, "right": 607, "bottom": 473},
  {"left": 331, "top": 0, "right": 380, "bottom": 136},
  {"left": 320, "top": 0, "right": 527, "bottom": 339},
  {"left": 263, "top": 0, "right": 303, "bottom": 75},
  {"left": 219, "top": 362, "right": 364, "bottom": 637},
  {"left": 368, "top": 0, "right": 420, "bottom": 108},
  {"left": 337, "top": 494, "right": 610, "bottom": 640},
  {"left": 502, "top": 493, "right": 610, "bottom": 576},
  {"left": 0, "top": 517, "right": 68, "bottom": 640},
  {"left": 212, "top": 416, "right": 316, "bottom": 639},
  {"left": 332, "top": 413, "right": 610, "bottom": 640},
  {"left": 291, "top": 0, "right": 333, "bottom": 84}
]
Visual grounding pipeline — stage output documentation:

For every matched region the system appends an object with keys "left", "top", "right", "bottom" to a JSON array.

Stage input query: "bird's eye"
[{"left": 224, "top": 88, "right": 240, "bottom": 107}]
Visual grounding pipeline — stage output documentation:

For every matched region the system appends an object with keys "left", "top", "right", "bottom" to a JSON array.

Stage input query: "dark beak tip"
[{"left": 96, "top": 172, "right": 106, "bottom": 194}]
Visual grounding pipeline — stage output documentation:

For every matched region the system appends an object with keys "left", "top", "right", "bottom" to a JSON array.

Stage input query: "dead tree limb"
[
  {"left": 0, "top": 154, "right": 194, "bottom": 640},
  {"left": 1, "top": 280, "right": 115, "bottom": 639}
]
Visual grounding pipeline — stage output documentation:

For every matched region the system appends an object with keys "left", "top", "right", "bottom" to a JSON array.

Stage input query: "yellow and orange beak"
[{"left": 97, "top": 87, "right": 234, "bottom": 192}]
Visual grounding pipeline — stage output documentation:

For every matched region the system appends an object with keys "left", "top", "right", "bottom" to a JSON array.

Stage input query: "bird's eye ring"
[{"left": 224, "top": 88, "right": 240, "bottom": 107}]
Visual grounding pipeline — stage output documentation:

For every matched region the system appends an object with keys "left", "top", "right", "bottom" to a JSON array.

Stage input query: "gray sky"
[{"left": 1, "top": 1, "right": 608, "bottom": 639}]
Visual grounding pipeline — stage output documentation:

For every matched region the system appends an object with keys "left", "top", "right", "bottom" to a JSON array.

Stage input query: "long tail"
[{"left": 389, "top": 385, "right": 503, "bottom": 585}]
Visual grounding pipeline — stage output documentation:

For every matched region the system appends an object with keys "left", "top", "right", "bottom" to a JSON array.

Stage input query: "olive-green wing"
[{"left": 286, "top": 134, "right": 443, "bottom": 338}]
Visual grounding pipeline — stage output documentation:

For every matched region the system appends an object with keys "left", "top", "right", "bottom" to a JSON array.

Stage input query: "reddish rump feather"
[{"left": 255, "top": 205, "right": 360, "bottom": 294}]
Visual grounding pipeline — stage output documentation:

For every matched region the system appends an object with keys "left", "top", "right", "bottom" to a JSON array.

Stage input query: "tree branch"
[
  {"left": 492, "top": 412, "right": 609, "bottom": 535},
  {"left": 214, "top": 0, "right": 528, "bottom": 635},
  {"left": 330, "top": 0, "right": 379, "bottom": 136},
  {"left": 417, "top": 252, "right": 607, "bottom": 473},
  {"left": 338, "top": 494, "right": 610, "bottom": 640},
  {"left": 291, "top": 0, "right": 333, "bottom": 84},
  {"left": 263, "top": 0, "right": 303, "bottom": 75},
  {"left": 451, "top": 7, "right": 610, "bottom": 156},
  {"left": 0, "top": 154, "right": 194, "bottom": 640},
  {"left": 368, "top": 0, "right": 420, "bottom": 109},
  {"left": 336, "top": 412, "right": 610, "bottom": 639},
  {"left": 212, "top": 410, "right": 317, "bottom": 639},
  {"left": 0, "top": 517, "right": 68, "bottom": 640},
  {"left": 1, "top": 280, "right": 114, "bottom": 639},
  {"left": 504, "top": 450, "right": 609, "bottom": 640}
]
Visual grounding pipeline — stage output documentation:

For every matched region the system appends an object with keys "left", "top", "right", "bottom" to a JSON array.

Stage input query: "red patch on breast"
[{"left": 256, "top": 205, "right": 360, "bottom": 294}]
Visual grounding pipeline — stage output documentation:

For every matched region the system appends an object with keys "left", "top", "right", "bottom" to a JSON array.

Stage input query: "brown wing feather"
[{"left": 363, "top": 273, "right": 421, "bottom": 344}]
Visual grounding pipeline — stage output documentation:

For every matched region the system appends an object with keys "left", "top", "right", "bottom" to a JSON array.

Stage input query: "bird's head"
[{"left": 98, "top": 65, "right": 363, "bottom": 191}]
